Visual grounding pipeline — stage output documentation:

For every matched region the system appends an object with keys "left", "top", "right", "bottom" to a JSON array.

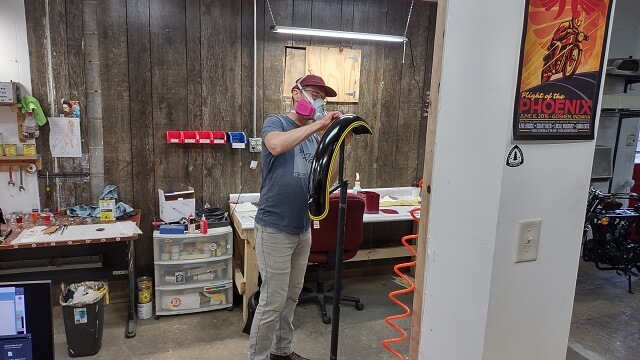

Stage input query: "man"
[
  {"left": 248, "top": 75, "right": 341, "bottom": 360},
  {"left": 544, "top": 10, "right": 588, "bottom": 72}
]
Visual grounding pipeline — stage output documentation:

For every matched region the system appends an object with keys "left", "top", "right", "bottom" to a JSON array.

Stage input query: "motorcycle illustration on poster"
[{"left": 513, "top": 0, "right": 614, "bottom": 140}]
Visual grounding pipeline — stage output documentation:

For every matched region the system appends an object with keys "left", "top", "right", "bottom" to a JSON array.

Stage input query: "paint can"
[
  {"left": 137, "top": 301, "right": 152, "bottom": 320},
  {"left": 137, "top": 276, "right": 152, "bottom": 289},
  {"left": 23, "top": 143, "right": 36, "bottom": 156},
  {"left": 4, "top": 144, "right": 16, "bottom": 156},
  {"left": 137, "top": 276, "right": 152, "bottom": 304},
  {"left": 138, "top": 285, "right": 151, "bottom": 304}
]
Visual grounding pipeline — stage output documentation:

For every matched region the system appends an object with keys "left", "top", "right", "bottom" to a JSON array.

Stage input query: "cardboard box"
[{"left": 158, "top": 187, "right": 195, "bottom": 222}]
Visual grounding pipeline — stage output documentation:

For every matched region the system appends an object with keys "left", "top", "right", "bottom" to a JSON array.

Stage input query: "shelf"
[
  {"left": 0, "top": 155, "right": 42, "bottom": 171},
  {"left": 0, "top": 103, "right": 21, "bottom": 108},
  {"left": 154, "top": 254, "right": 232, "bottom": 265},
  {"left": 156, "top": 279, "right": 232, "bottom": 291}
]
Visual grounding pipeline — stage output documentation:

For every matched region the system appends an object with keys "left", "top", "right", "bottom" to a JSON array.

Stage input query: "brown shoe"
[{"left": 269, "top": 351, "right": 309, "bottom": 360}]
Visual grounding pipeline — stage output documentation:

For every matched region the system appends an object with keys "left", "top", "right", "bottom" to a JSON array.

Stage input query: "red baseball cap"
[{"left": 291, "top": 74, "right": 337, "bottom": 98}]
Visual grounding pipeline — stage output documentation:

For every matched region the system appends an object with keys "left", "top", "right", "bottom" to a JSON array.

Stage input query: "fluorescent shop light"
[{"left": 270, "top": 25, "right": 408, "bottom": 43}]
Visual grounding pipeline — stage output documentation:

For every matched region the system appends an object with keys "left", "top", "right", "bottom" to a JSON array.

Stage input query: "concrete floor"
[
  {"left": 566, "top": 261, "right": 640, "bottom": 360},
  {"left": 52, "top": 263, "right": 640, "bottom": 360},
  {"left": 53, "top": 275, "right": 411, "bottom": 359}
]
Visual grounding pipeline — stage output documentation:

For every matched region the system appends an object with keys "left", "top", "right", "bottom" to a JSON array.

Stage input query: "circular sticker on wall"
[{"left": 506, "top": 145, "right": 524, "bottom": 168}]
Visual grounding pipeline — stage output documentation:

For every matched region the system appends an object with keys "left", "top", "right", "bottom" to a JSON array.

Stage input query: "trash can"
[{"left": 59, "top": 281, "right": 108, "bottom": 357}]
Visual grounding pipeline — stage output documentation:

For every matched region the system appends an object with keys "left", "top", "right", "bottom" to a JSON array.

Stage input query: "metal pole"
[{"left": 330, "top": 141, "right": 347, "bottom": 359}]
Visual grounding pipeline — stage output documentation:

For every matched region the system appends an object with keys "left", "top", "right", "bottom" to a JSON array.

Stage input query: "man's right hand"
[{"left": 315, "top": 111, "right": 342, "bottom": 132}]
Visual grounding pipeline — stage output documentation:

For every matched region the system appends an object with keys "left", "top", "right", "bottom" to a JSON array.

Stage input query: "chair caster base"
[{"left": 355, "top": 302, "right": 364, "bottom": 311}]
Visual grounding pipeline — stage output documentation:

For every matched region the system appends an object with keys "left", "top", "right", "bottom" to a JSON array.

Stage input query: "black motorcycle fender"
[{"left": 308, "top": 114, "right": 372, "bottom": 221}]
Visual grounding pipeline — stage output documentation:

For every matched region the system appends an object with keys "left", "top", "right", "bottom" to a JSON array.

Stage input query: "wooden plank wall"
[{"left": 24, "top": 0, "right": 437, "bottom": 275}]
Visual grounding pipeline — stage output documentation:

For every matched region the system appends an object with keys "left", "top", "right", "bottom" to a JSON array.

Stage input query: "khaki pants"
[{"left": 248, "top": 224, "right": 311, "bottom": 360}]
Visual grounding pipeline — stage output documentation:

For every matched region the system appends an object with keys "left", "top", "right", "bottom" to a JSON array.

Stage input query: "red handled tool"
[{"left": 8, "top": 165, "right": 15, "bottom": 187}]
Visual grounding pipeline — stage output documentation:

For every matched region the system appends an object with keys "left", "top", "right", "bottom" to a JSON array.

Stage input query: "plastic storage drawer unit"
[{"left": 153, "top": 226, "right": 234, "bottom": 316}]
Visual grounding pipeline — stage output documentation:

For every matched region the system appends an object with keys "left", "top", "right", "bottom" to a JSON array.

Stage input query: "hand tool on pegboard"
[
  {"left": 18, "top": 165, "right": 25, "bottom": 192},
  {"left": 46, "top": 171, "right": 51, "bottom": 198},
  {"left": 7, "top": 165, "right": 15, "bottom": 187}
]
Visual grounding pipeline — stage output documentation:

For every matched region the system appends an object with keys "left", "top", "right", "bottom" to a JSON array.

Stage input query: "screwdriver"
[{"left": 46, "top": 172, "right": 51, "bottom": 198}]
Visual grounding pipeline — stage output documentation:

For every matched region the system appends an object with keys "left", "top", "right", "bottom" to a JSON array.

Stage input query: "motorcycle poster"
[{"left": 513, "top": 0, "right": 614, "bottom": 140}]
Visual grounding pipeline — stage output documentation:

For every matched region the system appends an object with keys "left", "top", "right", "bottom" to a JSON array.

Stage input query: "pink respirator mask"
[{"left": 294, "top": 80, "right": 326, "bottom": 120}]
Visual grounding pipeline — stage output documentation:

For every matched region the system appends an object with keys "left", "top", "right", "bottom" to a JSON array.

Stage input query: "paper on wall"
[{"left": 48, "top": 117, "right": 82, "bottom": 157}]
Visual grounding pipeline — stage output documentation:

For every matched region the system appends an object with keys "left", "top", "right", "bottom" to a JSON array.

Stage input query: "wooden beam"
[
  {"left": 409, "top": 0, "right": 448, "bottom": 358},
  {"left": 234, "top": 266, "right": 246, "bottom": 295}
]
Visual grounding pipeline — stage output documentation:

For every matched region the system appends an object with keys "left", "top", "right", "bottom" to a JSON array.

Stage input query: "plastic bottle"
[
  {"left": 187, "top": 213, "right": 196, "bottom": 234},
  {"left": 200, "top": 215, "right": 208, "bottom": 235},
  {"left": 352, "top": 172, "right": 362, "bottom": 194},
  {"left": 22, "top": 111, "right": 39, "bottom": 139}
]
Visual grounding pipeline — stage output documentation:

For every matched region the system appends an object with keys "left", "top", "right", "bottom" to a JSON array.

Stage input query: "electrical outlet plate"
[
  {"left": 514, "top": 218, "right": 541, "bottom": 263},
  {"left": 249, "top": 138, "right": 262, "bottom": 153}
]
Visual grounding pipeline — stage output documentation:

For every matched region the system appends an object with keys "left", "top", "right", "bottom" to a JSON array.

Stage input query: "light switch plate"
[{"left": 514, "top": 218, "right": 541, "bottom": 263}]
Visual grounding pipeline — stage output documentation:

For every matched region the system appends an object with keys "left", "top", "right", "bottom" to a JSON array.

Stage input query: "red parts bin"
[
  {"left": 182, "top": 131, "right": 198, "bottom": 144},
  {"left": 197, "top": 131, "right": 212, "bottom": 144},
  {"left": 211, "top": 131, "right": 227, "bottom": 144},
  {"left": 166, "top": 131, "right": 227, "bottom": 144},
  {"left": 166, "top": 131, "right": 182, "bottom": 144}
]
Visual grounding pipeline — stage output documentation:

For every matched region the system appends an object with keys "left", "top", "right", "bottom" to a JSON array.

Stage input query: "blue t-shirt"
[{"left": 255, "top": 114, "right": 320, "bottom": 233}]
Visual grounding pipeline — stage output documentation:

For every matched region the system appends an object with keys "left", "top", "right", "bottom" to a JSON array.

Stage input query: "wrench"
[
  {"left": 18, "top": 165, "right": 25, "bottom": 192},
  {"left": 8, "top": 164, "right": 15, "bottom": 186}
]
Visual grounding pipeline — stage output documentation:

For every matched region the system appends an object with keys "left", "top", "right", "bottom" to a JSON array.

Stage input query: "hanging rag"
[
  {"left": 20, "top": 95, "right": 48, "bottom": 126},
  {"left": 99, "top": 185, "right": 119, "bottom": 200},
  {"left": 66, "top": 185, "right": 136, "bottom": 219}
]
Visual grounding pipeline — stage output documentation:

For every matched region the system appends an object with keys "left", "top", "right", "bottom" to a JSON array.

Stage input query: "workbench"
[
  {"left": 230, "top": 187, "right": 420, "bottom": 321},
  {"left": 0, "top": 211, "right": 142, "bottom": 338}
]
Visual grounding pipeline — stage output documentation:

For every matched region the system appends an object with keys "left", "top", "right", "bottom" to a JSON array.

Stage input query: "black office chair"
[{"left": 298, "top": 192, "right": 365, "bottom": 324}]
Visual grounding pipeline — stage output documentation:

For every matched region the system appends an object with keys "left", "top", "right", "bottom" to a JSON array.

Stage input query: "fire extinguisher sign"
[{"left": 512, "top": 0, "right": 614, "bottom": 141}]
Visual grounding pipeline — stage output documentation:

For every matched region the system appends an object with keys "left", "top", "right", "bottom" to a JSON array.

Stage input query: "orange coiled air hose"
[{"left": 382, "top": 207, "right": 420, "bottom": 360}]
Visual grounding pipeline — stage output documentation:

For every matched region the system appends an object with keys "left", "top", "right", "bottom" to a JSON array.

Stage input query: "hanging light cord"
[
  {"left": 403, "top": 0, "right": 414, "bottom": 38},
  {"left": 267, "top": 0, "right": 277, "bottom": 27}
]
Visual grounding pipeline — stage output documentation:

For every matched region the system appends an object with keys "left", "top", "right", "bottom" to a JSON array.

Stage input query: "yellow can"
[
  {"left": 23, "top": 144, "right": 36, "bottom": 156},
  {"left": 137, "top": 276, "right": 152, "bottom": 288},
  {"left": 138, "top": 285, "right": 151, "bottom": 304},
  {"left": 137, "top": 276, "right": 152, "bottom": 304},
  {"left": 4, "top": 144, "right": 16, "bottom": 156}
]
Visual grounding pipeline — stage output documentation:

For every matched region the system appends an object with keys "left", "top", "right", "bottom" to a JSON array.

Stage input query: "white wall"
[
  {"left": 0, "top": 0, "right": 40, "bottom": 213},
  {"left": 608, "top": 0, "right": 640, "bottom": 95},
  {"left": 419, "top": 1, "right": 612, "bottom": 359},
  {"left": 595, "top": 0, "right": 640, "bottom": 196},
  {"left": 608, "top": 0, "right": 640, "bottom": 59},
  {"left": 592, "top": 116, "right": 640, "bottom": 197}
]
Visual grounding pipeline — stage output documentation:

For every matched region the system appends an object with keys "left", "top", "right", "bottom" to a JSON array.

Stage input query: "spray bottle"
[
  {"left": 188, "top": 213, "right": 196, "bottom": 234},
  {"left": 352, "top": 172, "right": 362, "bottom": 194},
  {"left": 200, "top": 215, "right": 208, "bottom": 235},
  {"left": 22, "top": 111, "right": 39, "bottom": 139}
]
